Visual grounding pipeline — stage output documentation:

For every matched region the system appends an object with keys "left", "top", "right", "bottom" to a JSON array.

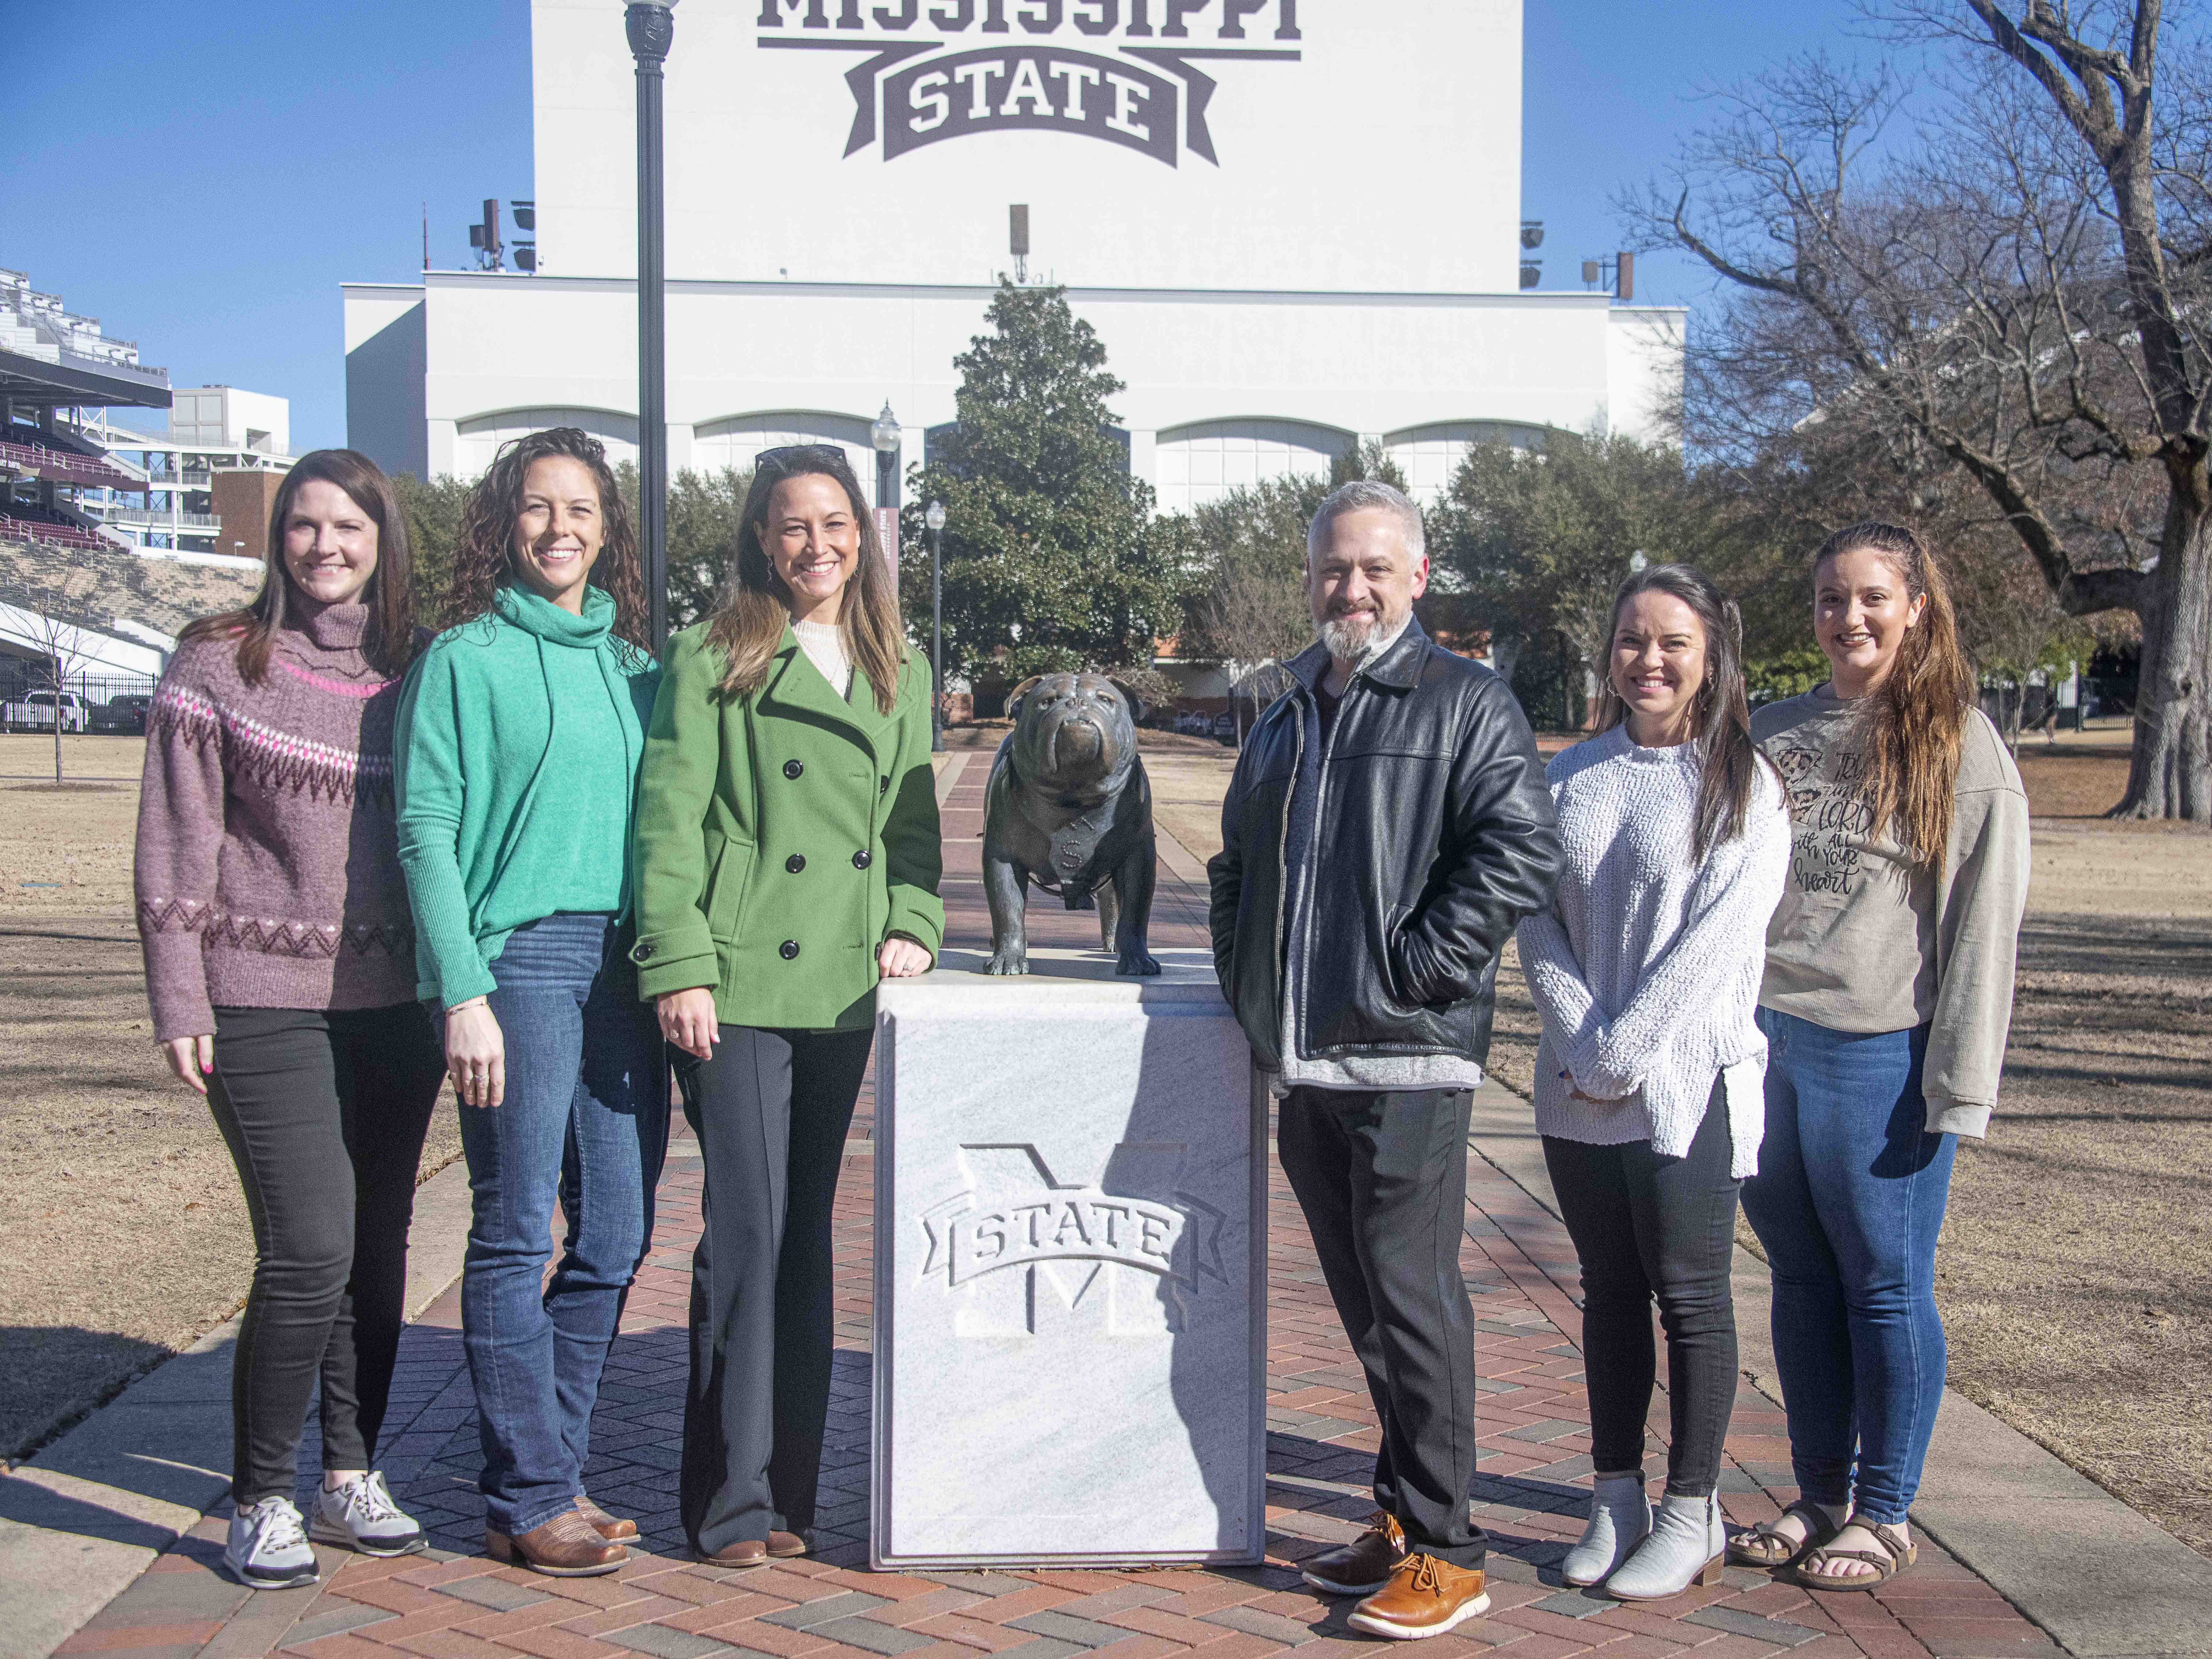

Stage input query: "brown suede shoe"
[
  {"left": 574, "top": 1495, "right": 638, "bottom": 1542},
  {"left": 485, "top": 1509, "right": 626, "bottom": 1577},
  {"left": 1347, "top": 1555, "right": 1491, "bottom": 1640},
  {"left": 1300, "top": 1511, "right": 1409, "bottom": 1596}
]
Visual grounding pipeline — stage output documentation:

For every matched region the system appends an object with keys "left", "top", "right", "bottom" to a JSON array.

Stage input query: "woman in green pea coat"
[{"left": 631, "top": 446, "right": 942, "bottom": 1567}]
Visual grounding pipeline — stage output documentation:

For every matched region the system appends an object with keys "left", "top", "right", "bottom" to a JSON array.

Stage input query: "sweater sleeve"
[
  {"left": 881, "top": 657, "right": 945, "bottom": 957},
  {"left": 631, "top": 628, "right": 730, "bottom": 1001},
  {"left": 394, "top": 646, "right": 495, "bottom": 1008},
  {"left": 133, "top": 664, "right": 225, "bottom": 1041},
  {"left": 1516, "top": 905, "right": 1601, "bottom": 1062},
  {"left": 1567, "top": 770, "right": 1792, "bottom": 1100},
  {"left": 1923, "top": 722, "right": 2031, "bottom": 1136}
]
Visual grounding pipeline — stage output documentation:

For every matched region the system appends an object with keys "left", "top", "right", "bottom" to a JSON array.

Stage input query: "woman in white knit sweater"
[{"left": 1517, "top": 565, "right": 1789, "bottom": 1602}]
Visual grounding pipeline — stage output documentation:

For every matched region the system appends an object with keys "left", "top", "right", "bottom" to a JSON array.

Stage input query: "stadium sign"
[{"left": 757, "top": 0, "right": 1303, "bottom": 168}]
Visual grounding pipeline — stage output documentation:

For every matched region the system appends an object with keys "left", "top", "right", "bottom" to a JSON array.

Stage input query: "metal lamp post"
[
  {"left": 925, "top": 499, "right": 946, "bottom": 752},
  {"left": 626, "top": 0, "right": 677, "bottom": 651}
]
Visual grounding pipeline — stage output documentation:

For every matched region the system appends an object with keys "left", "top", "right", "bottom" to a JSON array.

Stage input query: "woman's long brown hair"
[
  {"left": 1813, "top": 521, "right": 1976, "bottom": 866},
  {"left": 706, "top": 447, "right": 907, "bottom": 715},
  {"left": 178, "top": 449, "right": 417, "bottom": 684},
  {"left": 445, "top": 427, "right": 649, "bottom": 650},
  {"left": 1592, "top": 563, "right": 1769, "bottom": 860}
]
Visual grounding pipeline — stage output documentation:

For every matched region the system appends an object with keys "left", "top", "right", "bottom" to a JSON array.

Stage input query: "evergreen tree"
[{"left": 902, "top": 282, "right": 1193, "bottom": 686}]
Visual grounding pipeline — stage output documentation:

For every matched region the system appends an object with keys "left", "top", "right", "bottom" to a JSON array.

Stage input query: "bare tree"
[
  {"left": 1631, "top": 2, "right": 2212, "bottom": 819},
  {"left": 16, "top": 543, "right": 102, "bottom": 784}
]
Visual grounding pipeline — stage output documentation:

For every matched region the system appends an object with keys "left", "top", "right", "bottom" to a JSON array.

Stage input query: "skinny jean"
[
  {"left": 679, "top": 1025, "right": 872, "bottom": 1557},
  {"left": 206, "top": 1002, "right": 444, "bottom": 1506},
  {"left": 459, "top": 913, "right": 668, "bottom": 1537},
  {"left": 1542, "top": 1082, "right": 1740, "bottom": 1497},
  {"left": 1742, "top": 1010, "right": 1955, "bottom": 1527},
  {"left": 1277, "top": 1084, "right": 1486, "bottom": 1569}
]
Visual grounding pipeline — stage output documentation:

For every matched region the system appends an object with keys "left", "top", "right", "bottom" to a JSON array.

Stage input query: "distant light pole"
[
  {"left": 626, "top": 0, "right": 677, "bottom": 650},
  {"left": 925, "top": 500, "right": 946, "bottom": 753}
]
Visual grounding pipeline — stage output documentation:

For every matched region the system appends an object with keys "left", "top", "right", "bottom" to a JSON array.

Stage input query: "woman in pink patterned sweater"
[{"left": 134, "top": 450, "right": 446, "bottom": 1590}]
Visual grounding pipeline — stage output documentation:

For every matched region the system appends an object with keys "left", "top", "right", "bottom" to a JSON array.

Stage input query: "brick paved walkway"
[{"left": 56, "top": 758, "right": 2059, "bottom": 1659}]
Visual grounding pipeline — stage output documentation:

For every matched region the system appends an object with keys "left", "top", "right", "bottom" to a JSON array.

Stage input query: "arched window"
[
  {"left": 1153, "top": 419, "right": 1352, "bottom": 513},
  {"left": 1383, "top": 421, "right": 1550, "bottom": 498},
  {"left": 453, "top": 408, "right": 638, "bottom": 478},
  {"left": 691, "top": 412, "right": 874, "bottom": 480}
]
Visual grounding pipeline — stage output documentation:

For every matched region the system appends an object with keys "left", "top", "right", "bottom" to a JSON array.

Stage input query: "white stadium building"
[{"left": 343, "top": 0, "right": 1684, "bottom": 510}]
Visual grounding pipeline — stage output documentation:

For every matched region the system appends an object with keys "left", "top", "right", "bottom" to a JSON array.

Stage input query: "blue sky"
[{"left": 3, "top": 0, "right": 1890, "bottom": 454}]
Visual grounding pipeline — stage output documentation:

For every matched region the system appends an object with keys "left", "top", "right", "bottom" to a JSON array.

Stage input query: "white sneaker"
[
  {"left": 309, "top": 1472, "right": 427, "bottom": 1557},
  {"left": 226, "top": 1495, "right": 320, "bottom": 1589}
]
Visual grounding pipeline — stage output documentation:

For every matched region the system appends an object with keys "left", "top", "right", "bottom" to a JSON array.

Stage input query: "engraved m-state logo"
[{"left": 919, "top": 1141, "right": 1225, "bottom": 1336}]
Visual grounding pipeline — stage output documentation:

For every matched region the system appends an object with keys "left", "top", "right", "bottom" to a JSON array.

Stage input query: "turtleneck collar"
[
  {"left": 290, "top": 597, "right": 371, "bottom": 652},
  {"left": 495, "top": 581, "right": 616, "bottom": 647}
]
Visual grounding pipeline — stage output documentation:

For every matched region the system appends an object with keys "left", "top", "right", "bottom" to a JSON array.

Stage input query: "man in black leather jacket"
[{"left": 1208, "top": 480, "right": 1560, "bottom": 1640}]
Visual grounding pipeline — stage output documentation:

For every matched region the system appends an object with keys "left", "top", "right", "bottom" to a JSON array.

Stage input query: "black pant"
[
  {"left": 678, "top": 1024, "right": 871, "bottom": 1556},
  {"left": 1541, "top": 1082, "right": 1741, "bottom": 1496},
  {"left": 206, "top": 1003, "right": 445, "bottom": 1505},
  {"left": 1277, "top": 1084, "right": 1485, "bottom": 1568}
]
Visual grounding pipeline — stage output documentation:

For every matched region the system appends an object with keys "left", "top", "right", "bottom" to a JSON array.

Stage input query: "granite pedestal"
[{"left": 871, "top": 946, "right": 1265, "bottom": 1569}]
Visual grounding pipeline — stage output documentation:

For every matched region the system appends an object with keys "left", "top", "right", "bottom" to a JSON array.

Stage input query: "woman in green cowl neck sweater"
[
  {"left": 632, "top": 445, "right": 943, "bottom": 1568},
  {"left": 394, "top": 428, "right": 667, "bottom": 1580}
]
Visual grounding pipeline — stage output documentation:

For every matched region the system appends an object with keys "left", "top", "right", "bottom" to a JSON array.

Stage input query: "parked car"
[
  {"left": 2, "top": 689, "right": 94, "bottom": 734},
  {"left": 1173, "top": 711, "right": 1209, "bottom": 736},
  {"left": 1211, "top": 712, "right": 1239, "bottom": 744},
  {"left": 92, "top": 693, "right": 153, "bottom": 734}
]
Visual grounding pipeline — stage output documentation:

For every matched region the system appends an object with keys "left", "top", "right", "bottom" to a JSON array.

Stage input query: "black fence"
[{"left": 0, "top": 666, "right": 161, "bottom": 733}]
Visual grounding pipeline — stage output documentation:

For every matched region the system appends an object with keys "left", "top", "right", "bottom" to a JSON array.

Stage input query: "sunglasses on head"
[{"left": 754, "top": 443, "right": 849, "bottom": 470}]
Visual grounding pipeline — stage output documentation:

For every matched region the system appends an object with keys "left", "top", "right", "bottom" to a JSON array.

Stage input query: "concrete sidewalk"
[{"left": 4, "top": 757, "right": 2205, "bottom": 1658}]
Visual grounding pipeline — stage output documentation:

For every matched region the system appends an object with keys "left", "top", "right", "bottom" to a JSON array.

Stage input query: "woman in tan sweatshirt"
[{"left": 1730, "top": 522, "right": 2030, "bottom": 1592}]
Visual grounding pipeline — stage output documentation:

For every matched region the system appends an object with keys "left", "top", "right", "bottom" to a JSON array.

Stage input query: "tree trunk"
[{"left": 2115, "top": 483, "right": 2212, "bottom": 820}]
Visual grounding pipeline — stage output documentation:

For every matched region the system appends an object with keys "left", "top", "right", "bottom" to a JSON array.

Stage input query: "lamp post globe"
[
  {"left": 925, "top": 499, "right": 946, "bottom": 753},
  {"left": 872, "top": 400, "right": 902, "bottom": 516}
]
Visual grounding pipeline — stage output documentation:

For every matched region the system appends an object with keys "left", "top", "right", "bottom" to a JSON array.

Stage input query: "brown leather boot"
[
  {"left": 697, "top": 1530, "right": 808, "bottom": 1569},
  {"left": 1346, "top": 1554, "right": 1491, "bottom": 1640},
  {"left": 1300, "top": 1511, "right": 1409, "bottom": 1596},
  {"left": 485, "top": 1509, "right": 627, "bottom": 1577},
  {"left": 574, "top": 1495, "right": 638, "bottom": 1542}
]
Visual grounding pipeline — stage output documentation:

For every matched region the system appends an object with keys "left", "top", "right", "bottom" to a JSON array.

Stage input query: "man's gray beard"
[{"left": 1318, "top": 607, "right": 1397, "bottom": 668}]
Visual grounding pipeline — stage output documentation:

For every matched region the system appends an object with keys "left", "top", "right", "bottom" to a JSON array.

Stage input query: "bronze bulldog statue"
[{"left": 981, "top": 672, "right": 1160, "bottom": 976}]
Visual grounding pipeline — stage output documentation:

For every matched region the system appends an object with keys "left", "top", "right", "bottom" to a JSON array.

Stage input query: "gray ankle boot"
[
  {"left": 1562, "top": 1472, "right": 1650, "bottom": 1587},
  {"left": 1605, "top": 1490, "right": 1725, "bottom": 1601}
]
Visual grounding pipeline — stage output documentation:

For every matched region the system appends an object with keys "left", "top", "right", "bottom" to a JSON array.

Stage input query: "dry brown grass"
[{"left": 0, "top": 736, "right": 462, "bottom": 1462}]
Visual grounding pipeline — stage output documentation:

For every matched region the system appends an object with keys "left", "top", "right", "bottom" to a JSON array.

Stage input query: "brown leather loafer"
[
  {"left": 1300, "top": 1511, "right": 1409, "bottom": 1596},
  {"left": 485, "top": 1509, "right": 626, "bottom": 1577},
  {"left": 768, "top": 1530, "right": 807, "bottom": 1559},
  {"left": 1347, "top": 1555, "right": 1491, "bottom": 1640},
  {"left": 575, "top": 1495, "right": 638, "bottom": 1542}
]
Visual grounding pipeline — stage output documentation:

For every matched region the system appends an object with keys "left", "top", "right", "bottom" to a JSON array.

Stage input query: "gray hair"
[{"left": 1307, "top": 479, "right": 1425, "bottom": 563}]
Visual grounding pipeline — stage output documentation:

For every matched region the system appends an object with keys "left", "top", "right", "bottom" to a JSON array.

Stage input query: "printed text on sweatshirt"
[{"left": 133, "top": 603, "right": 418, "bottom": 1041}]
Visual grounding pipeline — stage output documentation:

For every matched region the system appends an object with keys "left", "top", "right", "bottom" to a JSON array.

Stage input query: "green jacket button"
[
  {"left": 631, "top": 941, "right": 654, "bottom": 963},
  {"left": 780, "top": 939, "right": 801, "bottom": 960},
  {"left": 852, "top": 849, "right": 872, "bottom": 869},
  {"left": 784, "top": 759, "right": 804, "bottom": 780},
  {"left": 786, "top": 853, "right": 806, "bottom": 873},
  {"left": 878, "top": 775, "right": 889, "bottom": 795}
]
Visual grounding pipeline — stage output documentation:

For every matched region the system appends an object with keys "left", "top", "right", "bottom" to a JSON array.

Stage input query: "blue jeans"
[
  {"left": 1743, "top": 1009, "right": 1956, "bottom": 1526},
  {"left": 459, "top": 913, "right": 668, "bottom": 1535}
]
